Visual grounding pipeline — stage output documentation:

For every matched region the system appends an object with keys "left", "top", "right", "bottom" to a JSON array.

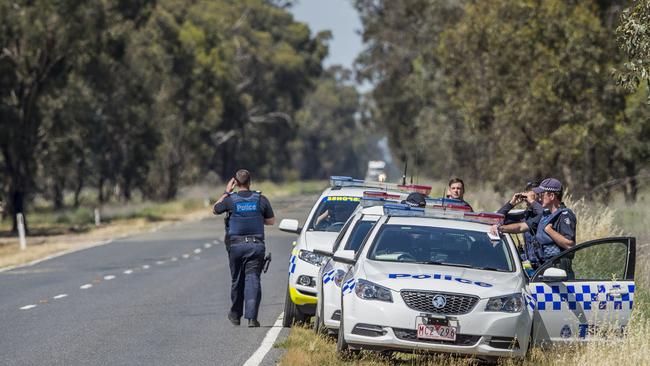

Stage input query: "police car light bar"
[
  {"left": 424, "top": 198, "right": 473, "bottom": 212},
  {"left": 383, "top": 203, "right": 503, "bottom": 225},
  {"left": 330, "top": 176, "right": 432, "bottom": 195},
  {"left": 360, "top": 191, "right": 408, "bottom": 207}
]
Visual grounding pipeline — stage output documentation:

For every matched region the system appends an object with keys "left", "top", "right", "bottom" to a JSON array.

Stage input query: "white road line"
[
  {"left": 204, "top": 243, "right": 212, "bottom": 248},
  {"left": 142, "top": 265, "right": 150, "bottom": 269},
  {"left": 156, "top": 261, "right": 165, "bottom": 265},
  {"left": 171, "top": 257, "right": 178, "bottom": 262},
  {"left": 242, "top": 313, "right": 284, "bottom": 366},
  {"left": 104, "top": 275, "right": 116, "bottom": 280},
  {"left": 182, "top": 254, "right": 190, "bottom": 259},
  {"left": 124, "top": 269, "right": 133, "bottom": 274},
  {"left": 53, "top": 294, "right": 68, "bottom": 299},
  {"left": 194, "top": 248, "right": 202, "bottom": 254},
  {"left": 20, "top": 304, "right": 37, "bottom": 310},
  {"left": 213, "top": 240, "right": 220, "bottom": 244},
  {"left": 80, "top": 284, "right": 93, "bottom": 290}
]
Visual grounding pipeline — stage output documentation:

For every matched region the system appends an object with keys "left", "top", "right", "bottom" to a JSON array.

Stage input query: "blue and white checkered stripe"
[
  {"left": 323, "top": 269, "right": 336, "bottom": 285},
  {"left": 530, "top": 283, "right": 634, "bottom": 311},
  {"left": 289, "top": 254, "right": 297, "bottom": 274},
  {"left": 342, "top": 278, "right": 356, "bottom": 295},
  {"left": 524, "top": 293, "right": 536, "bottom": 311}
]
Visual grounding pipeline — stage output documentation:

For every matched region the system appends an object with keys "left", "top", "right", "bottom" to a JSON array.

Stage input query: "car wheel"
[
  {"left": 336, "top": 308, "right": 359, "bottom": 358},
  {"left": 313, "top": 297, "right": 326, "bottom": 335},
  {"left": 282, "top": 286, "right": 295, "bottom": 328}
]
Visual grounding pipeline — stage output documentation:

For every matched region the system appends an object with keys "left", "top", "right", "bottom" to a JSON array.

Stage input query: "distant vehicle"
[
  {"left": 365, "top": 161, "right": 386, "bottom": 182},
  {"left": 336, "top": 203, "right": 637, "bottom": 362}
]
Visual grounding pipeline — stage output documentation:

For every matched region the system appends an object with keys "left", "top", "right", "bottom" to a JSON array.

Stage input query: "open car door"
[{"left": 527, "top": 237, "right": 636, "bottom": 344}]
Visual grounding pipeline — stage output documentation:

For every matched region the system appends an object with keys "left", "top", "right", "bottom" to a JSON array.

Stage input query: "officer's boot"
[
  {"left": 248, "top": 319, "right": 260, "bottom": 327},
  {"left": 228, "top": 312, "right": 241, "bottom": 326}
]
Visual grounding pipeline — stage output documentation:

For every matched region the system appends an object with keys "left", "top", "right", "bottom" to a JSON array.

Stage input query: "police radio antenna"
[{"left": 402, "top": 157, "right": 408, "bottom": 186}]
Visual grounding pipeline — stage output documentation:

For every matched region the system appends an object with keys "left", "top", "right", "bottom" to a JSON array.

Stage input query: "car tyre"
[
  {"left": 283, "top": 286, "right": 296, "bottom": 327},
  {"left": 313, "top": 298, "right": 325, "bottom": 334},
  {"left": 336, "top": 308, "right": 359, "bottom": 358},
  {"left": 283, "top": 286, "right": 308, "bottom": 327}
]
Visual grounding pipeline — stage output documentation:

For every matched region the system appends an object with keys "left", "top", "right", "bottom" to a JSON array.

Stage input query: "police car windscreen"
[
  {"left": 308, "top": 196, "right": 361, "bottom": 232},
  {"left": 343, "top": 220, "right": 375, "bottom": 252},
  {"left": 367, "top": 225, "right": 514, "bottom": 272}
]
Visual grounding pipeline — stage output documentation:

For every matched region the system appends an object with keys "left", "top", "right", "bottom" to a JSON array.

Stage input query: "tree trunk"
[
  {"left": 98, "top": 176, "right": 105, "bottom": 204},
  {"left": 73, "top": 158, "right": 85, "bottom": 208},
  {"left": 623, "top": 160, "right": 638, "bottom": 202},
  {"left": 53, "top": 180, "right": 64, "bottom": 210}
]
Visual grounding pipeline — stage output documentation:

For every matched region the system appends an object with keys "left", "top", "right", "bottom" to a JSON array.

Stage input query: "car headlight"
[
  {"left": 333, "top": 269, "right": 347, "bottom": 287},
  {"left": 354, "top": 279, "right": 393, "bottom": 302},
  {"left": 298, "top": 250, "right": 327, "bottom": 266},
  {"left": 485, "top": 293, "right": 524, "bottom": 313}
]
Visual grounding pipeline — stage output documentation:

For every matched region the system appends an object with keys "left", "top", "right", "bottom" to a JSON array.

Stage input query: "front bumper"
[
  {"left": 342, "top": 295, "right": 531, "bottom": 358},
  {"left": 288, "top": 252, "right": 319, "bottom": 308}
]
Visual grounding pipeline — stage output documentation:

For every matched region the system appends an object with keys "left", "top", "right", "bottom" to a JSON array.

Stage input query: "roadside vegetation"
[
  {"left": 0, "top": 180, "right": 326, "bottom": 269},
  {"left": 277, "top": 183, "right": 650, "bottom": 365}
]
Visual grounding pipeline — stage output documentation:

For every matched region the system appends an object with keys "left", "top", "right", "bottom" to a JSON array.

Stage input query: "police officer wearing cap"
[
  {"left": 492, "top": 178, "right": 576, "bottom": 265},
  {"left": 213, "top": 169, "right": 275, "bottom": 327}
]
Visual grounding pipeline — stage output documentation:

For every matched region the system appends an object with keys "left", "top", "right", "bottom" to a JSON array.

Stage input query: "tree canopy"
[
  {"left": 0, "top": 0, "right": 373, "bottom": 231},
  {"left": 354, "top": 0, "right": 649, "bottom": 200}
]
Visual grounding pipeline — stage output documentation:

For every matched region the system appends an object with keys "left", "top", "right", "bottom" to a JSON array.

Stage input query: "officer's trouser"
[{"left": 228, "top": 242, "right": 265, "bottom": 320}]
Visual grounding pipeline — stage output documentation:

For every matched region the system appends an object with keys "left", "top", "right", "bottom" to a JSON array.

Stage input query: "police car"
[
  {"left": 315, "top": 192, "right": 472, "bottom": 335},
  {"left": 278, "top": 177, "right": 431, "bottom": 327},
  {"left": 336, "top": 203, "right": 637, "bottom": 361}
]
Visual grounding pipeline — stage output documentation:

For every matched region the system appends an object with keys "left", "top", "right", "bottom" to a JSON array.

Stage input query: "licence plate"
[{"left": 416, "top": 323, "right": 457, "bottom": 341}]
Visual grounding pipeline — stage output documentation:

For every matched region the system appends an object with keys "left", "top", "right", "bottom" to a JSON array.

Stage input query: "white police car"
[
  {"left": 337, "top": 204, "right": 637, "bottom": 361},
  {"left": 279, "top": 177, "right": 431, "bottom": 327},
  {"left": 314, "top": 192, "right": 470, "bottom": 334}
]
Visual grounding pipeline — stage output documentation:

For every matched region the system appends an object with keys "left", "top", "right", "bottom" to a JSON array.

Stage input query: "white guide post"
[
  {"left": 94, "top": 208, "right": 101, "bottom": 226},
  {"left": 17, "top": 213, "right": 27, "bottom": 250}
]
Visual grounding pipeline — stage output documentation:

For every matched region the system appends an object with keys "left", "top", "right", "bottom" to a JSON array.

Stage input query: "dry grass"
[{"left": 0, "top": 180, "right": 327, "bottom": 270}]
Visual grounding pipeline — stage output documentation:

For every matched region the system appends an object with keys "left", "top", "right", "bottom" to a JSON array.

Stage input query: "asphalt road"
[{"left": 0, "top": 195, "right": 315, "bottom": 366}]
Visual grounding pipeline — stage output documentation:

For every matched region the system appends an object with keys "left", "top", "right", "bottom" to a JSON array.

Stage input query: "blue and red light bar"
[
  {"left": 361, "top": 191, "right": 409, "bottom": 207},
  {"left": 330, "top": 176, "right": 432, "bottom": 195},
  {"left": 383, "top": 203, "right": 504, "bottom": 225}
]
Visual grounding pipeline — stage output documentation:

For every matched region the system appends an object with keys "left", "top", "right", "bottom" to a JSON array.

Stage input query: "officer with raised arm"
[
  {"left": 492, "top": 178, "right": 576, "bottom": 265},
  {"left": 496, "top": 181, "right": 543, "bottom": 265},
  {"left": 213, "top": 169, "right": 275, "bottom": 327}
]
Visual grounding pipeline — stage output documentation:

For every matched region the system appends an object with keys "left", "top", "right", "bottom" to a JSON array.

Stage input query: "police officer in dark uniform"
[
  {"left": 495, "top": 181, "right": 543, "bottom": 264},
  {"left": 493, "top": 178, "right": 577, "bottom": 266},
  {"left": 213, "top": 169, "right": 275, "bottom": 327}
]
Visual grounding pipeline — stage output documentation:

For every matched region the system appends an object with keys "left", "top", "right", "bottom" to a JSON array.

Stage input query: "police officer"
[
  {"left": 495, "top": 181, "right": 543, "bottom": 264},
  {"left": 493, "top": 178, "right": 576, "bottom": 265},
  {"left": 446, "top": 177, "right": 474, "bottom": 211},
  {"left": 213, "top": 169, "right": 275, "bottom": 327}
]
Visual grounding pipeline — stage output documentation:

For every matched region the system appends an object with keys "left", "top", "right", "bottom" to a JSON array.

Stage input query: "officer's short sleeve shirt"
[
  {"left": 212, "top": 191, "right": 274, "bottom": 219},
  {"left": 555, "top": 209, "right": 576, "bottom": 242},
  {"left": 525, "top": 206, "right": 576, "bottom": 242}
]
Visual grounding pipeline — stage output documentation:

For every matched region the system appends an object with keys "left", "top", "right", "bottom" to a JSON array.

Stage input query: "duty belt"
[{"left": 230, "top": 236, "right": 264, "bottom": 245}]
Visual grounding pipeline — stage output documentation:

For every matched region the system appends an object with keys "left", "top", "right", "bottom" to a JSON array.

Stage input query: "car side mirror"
[
  {"left": 279, "top": 219, "right": 301, "bottom": 234},
  {"left": 313, "top": 248, "right": 333, "bottom": 257},
  {"left": 540, "top": 267, "right": 568, "bottom": 282},
  {"left": 332, "top": 251, "right": 356, "bottom": 265}
]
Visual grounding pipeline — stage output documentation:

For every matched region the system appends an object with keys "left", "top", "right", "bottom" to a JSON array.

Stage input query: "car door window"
[{"left": 569, "top": 242, "right": 627, "bottom": 281}]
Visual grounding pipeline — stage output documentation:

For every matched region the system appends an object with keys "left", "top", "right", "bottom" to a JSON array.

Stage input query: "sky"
[{"left": 289, "top": 0, "right": 364, "bottom": 72}]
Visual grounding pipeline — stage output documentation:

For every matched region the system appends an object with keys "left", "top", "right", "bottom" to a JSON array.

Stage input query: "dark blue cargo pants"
[{"left": 228, "top": 242, "right": 265, "bottom": 320}]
